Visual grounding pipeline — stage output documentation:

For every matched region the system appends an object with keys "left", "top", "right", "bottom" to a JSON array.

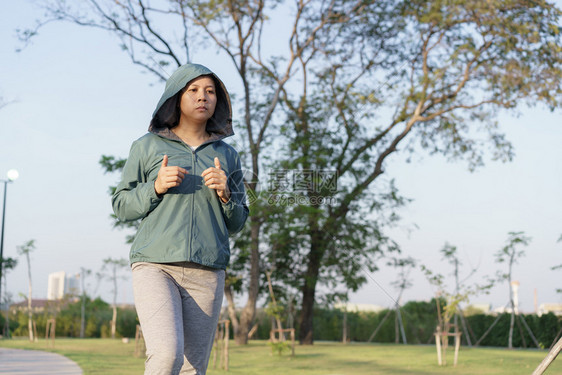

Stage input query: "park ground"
[{"left": 0, "top": 338, "right": 560, "bottom": 375}]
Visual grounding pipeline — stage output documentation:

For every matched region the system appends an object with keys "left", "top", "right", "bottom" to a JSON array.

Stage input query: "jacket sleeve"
[
  {"left": 221, "top": 152, "right": 249, "bottom": 234},
  {"left": 112, "top": 141, "right": 163, "bottom": 222}
]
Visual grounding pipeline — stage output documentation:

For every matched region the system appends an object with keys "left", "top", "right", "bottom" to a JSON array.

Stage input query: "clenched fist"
[
  {"left": 154, "top": 155, "right": 188, "bottom": 195},
  {"left": 201, "top": 157, "right": 230, "bottom": 203}
]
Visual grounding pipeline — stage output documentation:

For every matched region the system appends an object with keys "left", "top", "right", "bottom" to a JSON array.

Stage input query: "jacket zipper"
[{"left": 188, "top": 148, "right": 197, "bottom": 260}]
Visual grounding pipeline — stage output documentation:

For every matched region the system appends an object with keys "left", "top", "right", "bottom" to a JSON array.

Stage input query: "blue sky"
[{"left": 0, "top": 1, "right": 561, "bottom": 314}]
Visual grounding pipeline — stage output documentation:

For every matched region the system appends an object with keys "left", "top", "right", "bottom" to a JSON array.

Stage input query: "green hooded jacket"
[{"left": 112, "top": 63, "right": 249, "bottom": 269}]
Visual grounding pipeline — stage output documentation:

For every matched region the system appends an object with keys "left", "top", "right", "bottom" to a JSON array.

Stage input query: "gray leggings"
[{"left": 132, "top": 262, "right": 225, "bottom": 375}]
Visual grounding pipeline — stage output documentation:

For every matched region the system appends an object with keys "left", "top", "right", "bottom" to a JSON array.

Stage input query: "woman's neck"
[{"left": 172, "top": 122, "right": 209, "bottom": 148}]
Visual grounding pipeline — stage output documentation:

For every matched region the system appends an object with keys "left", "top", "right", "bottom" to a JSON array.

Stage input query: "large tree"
[
  {"left": 261, "top": 0, "right": 562, "bottom": 343},
  {"left": 19, "top": 0, "right": 562, "bottom": 345}
]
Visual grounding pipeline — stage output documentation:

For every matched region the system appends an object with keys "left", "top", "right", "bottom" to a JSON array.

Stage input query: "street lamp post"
[{"left": 0, "top": 169, "right": 19, "bottom": 304}]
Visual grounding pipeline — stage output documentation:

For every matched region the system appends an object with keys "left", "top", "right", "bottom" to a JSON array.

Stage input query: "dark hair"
[{"left": 150, "top": 74, "right": 220, "bottom": 129}]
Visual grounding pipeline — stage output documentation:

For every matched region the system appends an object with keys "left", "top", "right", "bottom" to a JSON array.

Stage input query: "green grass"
[{"left": 0, "top": 338, "right": 560, "bottom": 375}]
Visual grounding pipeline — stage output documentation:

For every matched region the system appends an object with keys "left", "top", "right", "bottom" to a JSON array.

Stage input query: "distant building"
[
  {"left": 47, "top": 271, "right": 80, "bottom": 300},
  {"left": 10, "top": 299, "right": 72, "bottom": 313},
  {"left": 538, "top": 303, "right": 562, "bottom": 317},
  {"left": 10, "top": 299, "right": 51, "bottom": 313},
  {"left": 334, "top": 303, "right": 384, "bottom": 313},
  {"left": 464, "top": 303, "right": 491, "bottom": 315}
]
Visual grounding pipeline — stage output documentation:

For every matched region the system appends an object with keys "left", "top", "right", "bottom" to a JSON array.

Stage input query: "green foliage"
[
  {"left": 98, "top": 155, "right": 139, "bottom": 243},
  {"left": 7, "top": 297, "right": 138, "bottom": 339},
  {"left": 0, "top": 257, "right": 18, "bottom": 273},
  {"left": 495, "top": 231, "right": 531, "bottom": 268},
  {"left": 264, "top": 302, "right": 284, "bottom": 322},
  {"left": 466, "top": 312, "right": 561, "bottom": 349},
  {"left": 16, "top": 240, "right": 35, "bottom": 256},
  {"left": 99, "top": 155, "right": 127, "bottom": 175},
  {"left": 268, "top": 340, "right": 291, "bottom": 356},
  {"left": 0, "top": 310, "right": 19, "bottom": 337},
  {"left": 308, "top": 304, "right": 561, "bottom": 348}
]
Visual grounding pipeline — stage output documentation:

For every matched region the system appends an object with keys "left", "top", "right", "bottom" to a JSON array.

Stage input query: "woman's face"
[{"left": 179, "top": 76, "right": 217, "bottom": 127}]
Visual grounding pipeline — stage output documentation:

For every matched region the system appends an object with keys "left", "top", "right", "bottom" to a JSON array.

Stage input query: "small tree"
[
  {"left": 367, "top": 256, "right": 416, "bottom": 344},
  {"left": 17, "top": 240, "right": 36, "bottom": 342},
  {"left": 389, "top": 257, "right": 416, "bottom": 344},
  {"left": 100, "top": 258, "right": 128, "bottom": 339},
  {"left": 79, "top": 267, "right": 92, "bottom": 338},
  {"left": 495, "top": 231, "right": 531, "bottom": 349},
  {"left": 422, "top": 242, "right": 494, "bottom": 362}
]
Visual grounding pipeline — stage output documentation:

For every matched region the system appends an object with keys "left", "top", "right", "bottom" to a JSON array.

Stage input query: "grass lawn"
[{"left": 0, "top": 338, "right": 560, "bottom": 375}]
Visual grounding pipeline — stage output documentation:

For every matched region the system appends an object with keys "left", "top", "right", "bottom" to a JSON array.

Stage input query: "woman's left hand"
[{"left": 202, "top": 157, "right": 230, "bottom": 203}]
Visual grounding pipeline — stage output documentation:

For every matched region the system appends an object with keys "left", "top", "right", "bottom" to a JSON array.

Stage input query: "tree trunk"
[
  {"left": 508, "top": 256, "right": 514, "bottom": 349},
  {"left": 27, "top": 308, "right": 33, "bottom": 342},
  {"left": 111, "top": 306, "right": 117, "bottom": 339},
  {"left": 80, "top": 270, "right": 86, "bottom": 338},
  {"left": 234, "top": 220, "right": 261, "bottom": 345},
  {"left": 26, "top": 252, "right": 34, "bottom": 342},
  {"left": 224, "top": 282, "right": 240, "bottom": 339},
  {"left": 81, "top": 296, "right": 86, "bottom": 338},
  {"left": 299, "top": 279, "right": 317, "bottom": 345},
  {"left": 111, "top": 267, "right": 117, "bottom": 339},
  {"left": 342, "top": 308, "right": 347, "bottom": 344},
  {"left": 396, "top": 305, "right": 407, "bottom": 344},
  {"left": 299, "top": 234, "right": 323, "bottom": 345}
]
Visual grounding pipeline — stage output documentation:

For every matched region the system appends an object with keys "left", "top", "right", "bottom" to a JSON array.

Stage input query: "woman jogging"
[{"left": 112, "top": 63, "right": 249, "bottom": 375}]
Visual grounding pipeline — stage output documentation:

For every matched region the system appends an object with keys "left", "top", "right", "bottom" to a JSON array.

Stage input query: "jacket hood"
[{"left": 149, "top": 63, "right": 233, "bottom": 141}]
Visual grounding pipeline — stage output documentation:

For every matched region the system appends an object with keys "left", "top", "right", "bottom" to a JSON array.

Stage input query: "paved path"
[{"left": 0, "top": 347, "right": 83, "bottom": 374}]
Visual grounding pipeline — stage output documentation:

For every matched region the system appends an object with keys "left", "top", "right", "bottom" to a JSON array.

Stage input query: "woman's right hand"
[{"left": 154, "top": 155, "right": 188, "bottom": 195}]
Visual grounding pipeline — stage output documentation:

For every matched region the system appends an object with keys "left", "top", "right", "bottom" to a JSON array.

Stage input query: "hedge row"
[
  {"left": 2, "top": 298, "right": 138, "bottom": 339},
  {"left": 2, "top": 298, "right": 560, "bottom": 348},
  {"left": 252, "top": 299, "right": 560, "bottom": 348}
]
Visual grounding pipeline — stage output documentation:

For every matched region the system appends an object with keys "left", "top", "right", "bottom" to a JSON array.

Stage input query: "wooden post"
[
  {"left": 441, "top": 330, "right": 447, "bottom": 366},
  {"left": 32, "top": 320, "right": 38, "bottom": 343},
  {"left": 214, "top": 320, "right": 229, "bottom": 371},
  {"left": 270, "top": 328, "right": 275, "bottom": 355},
  {"left": 247, "top": 323, "right": 259, "bottom": 340},
  {"left": 270, "top": 328, "right": 296, "bottom": 357},
  {"left": 532, "top": 336, "right": 562, "bottom": 375},
  {"left": 224, "top": 320, "right": 230, "bottom": 371},
  {"left": 453, "top": 332, "right": 461, "bottom": 366},
  {"left": 45, "top": 319, "right": 55, "bottom": 348},
  {"left": 290, "top": 328, "right": 295, "bottom": 357},
  {"left": 435, "top": 328, "right": 442, "bottom": 366},
  {"left": 213, "top": 323, "right": 220, "bottom": 368},
  {"left": 435, "top": 325, "right": 462, "bottom": 366},
  {"left": 134, "top": 325, "right": 145, "bottom": 357}
]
